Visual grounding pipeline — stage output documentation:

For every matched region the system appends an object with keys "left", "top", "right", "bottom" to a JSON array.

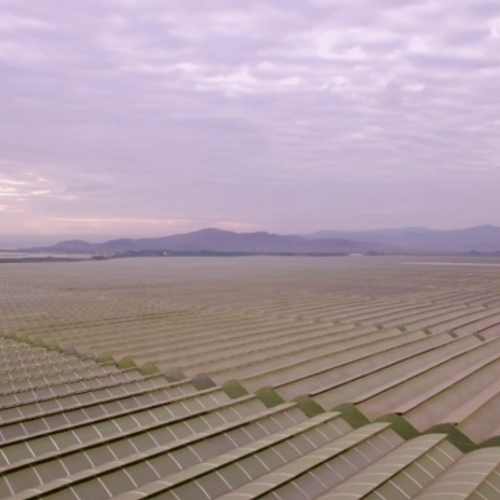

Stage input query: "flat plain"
[{"left": 2, "top": 255, "right": 500, "bottom": 499}]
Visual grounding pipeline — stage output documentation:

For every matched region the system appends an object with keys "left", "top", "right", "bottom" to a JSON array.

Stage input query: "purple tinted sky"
[{"left": 1, "top": 0, "right": 499, "bottom": 238}]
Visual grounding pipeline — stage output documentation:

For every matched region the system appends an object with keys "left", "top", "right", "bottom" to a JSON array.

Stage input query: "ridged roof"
[{"left": 1, "top": 257, "right": 500, "bottom": 498}]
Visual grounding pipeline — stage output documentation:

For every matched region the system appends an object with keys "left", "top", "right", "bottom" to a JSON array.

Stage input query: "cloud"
[
  {"left": 64, "top": 181, "right": 113, "bottom": 194},
  {"left": 0, "top": 171, "right": 56, "bottom": 194},
  {"left": 0, "top": 13, "right": 55, "bottom": 31},
  {"left": 0, "top": 0, "right": 499, "bottom": 235}
]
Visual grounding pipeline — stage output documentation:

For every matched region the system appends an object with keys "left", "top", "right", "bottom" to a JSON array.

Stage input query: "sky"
[{"left": 1, "top": 0, "right": 500, "bottom": 241}]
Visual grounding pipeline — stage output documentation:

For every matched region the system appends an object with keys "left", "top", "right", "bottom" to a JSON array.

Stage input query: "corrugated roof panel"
[
  {"left": 316, "top": 434, "right": 462, "bottom": 499},
  {"left": 358, "top": 339, "right": 500, "bottom": 428},
  {"left": 1, "top": 404, "right": 306, "bottom": 496},
  {"left": 414, "top": 448, "right": 500, "bottom": 499},
  {"left": 310, "top": 334, "right": 479, "bottom": 411}
]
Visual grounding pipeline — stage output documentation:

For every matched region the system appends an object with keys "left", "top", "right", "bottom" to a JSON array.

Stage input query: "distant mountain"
[
  {"left": 51, "top": 240, "right": 97, "bottom": 252},
  {"left": 20, "top": 225, "right": 500, "bottom": 256},
  {"left": 306, "top": 225, "right": 500, "bottom": 253},
  {"left": 25, "top": 228, "right": 394, "bottom": 255},
  {"left": 0, "top": 234, "right": 122, "bottom": 250}
]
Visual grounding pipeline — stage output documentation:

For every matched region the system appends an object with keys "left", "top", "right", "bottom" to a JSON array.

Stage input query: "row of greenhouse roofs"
[{"left": 2, "top": 320, "right": 500, "bottom": 500}]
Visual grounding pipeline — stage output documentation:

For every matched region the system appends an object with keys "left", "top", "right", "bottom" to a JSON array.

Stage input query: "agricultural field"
[{"left": 2, "top": 255, "right": 500, "bottom": 498}]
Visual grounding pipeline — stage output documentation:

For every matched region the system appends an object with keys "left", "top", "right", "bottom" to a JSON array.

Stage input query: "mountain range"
[
  {"left": 31, "top": 228, "right": 389, "bottom": 255},
  {"left": 15, "top": 225, "right": 500, "bottom": 256},
  {"left": 306, "top": 225, "right": 500, "bottom": 253}
]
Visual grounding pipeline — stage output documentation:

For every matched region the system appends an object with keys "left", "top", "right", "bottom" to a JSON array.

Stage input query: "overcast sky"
[{"left": 1, "top": 0, "right": 499, "bottom": 239}]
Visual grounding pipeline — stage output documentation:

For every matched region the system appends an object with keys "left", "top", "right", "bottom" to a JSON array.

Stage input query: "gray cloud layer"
[{"left": 1, "top": 0, "right": 499, "bottom": 236}]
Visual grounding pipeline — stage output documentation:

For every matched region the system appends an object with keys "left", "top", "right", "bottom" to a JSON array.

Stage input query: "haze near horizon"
[{"left": 1, "top": 0, "right": 499, "bottom": 237}]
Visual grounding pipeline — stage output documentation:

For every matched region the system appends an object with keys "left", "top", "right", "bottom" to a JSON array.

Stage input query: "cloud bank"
[{"left": 1, "top": 0, "right": 499, "bottom": 237}]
